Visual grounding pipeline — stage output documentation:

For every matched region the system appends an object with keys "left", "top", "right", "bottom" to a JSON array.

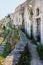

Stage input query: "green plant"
[
  {"left": 30, "top": 9, "right": 33, "bottom": 18},
  {"left": 19, "top": 44, "right": 31, "bottom": 65},
  {"left": 17, "top": 35, "right": 20, "bottom": 40},
  {"left": 37, "top": 35, "right": 40, "bottom": 42},
  {"left": 37, "top": 45, "right": 43, "bottom": 60},
  {"left": 31, "top": 39, "right": 37, "bottom": 45},
  {"left": 2, "top": 42, "right": 11, "bottom": 58},
  {"left": 21, "top": 28, "right": 25, "bottom": 32},
  {"left": 0, "top": 56, "right": 4, "bottom": 65}
]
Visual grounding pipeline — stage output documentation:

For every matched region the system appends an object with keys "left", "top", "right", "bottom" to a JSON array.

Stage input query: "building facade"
[
  {"left": 13, "top": 0, "right": 43, "bottom": 44},
  {"left": 26, "top": 0, "right": 43, "bottom": 44}
]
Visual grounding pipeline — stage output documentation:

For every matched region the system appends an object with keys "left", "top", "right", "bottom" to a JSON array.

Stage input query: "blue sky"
[{"left": 0, "top": 0, "right": 25, "bottom": 20}]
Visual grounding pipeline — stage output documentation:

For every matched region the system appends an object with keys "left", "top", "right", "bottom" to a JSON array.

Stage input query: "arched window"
[{"left": 36, "top": 8, "right": 39, "bottom": 16}]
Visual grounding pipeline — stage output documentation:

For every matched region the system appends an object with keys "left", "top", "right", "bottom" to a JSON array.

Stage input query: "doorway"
[{"left": 36, "top": 18, "right": 41, "bottom": 42}]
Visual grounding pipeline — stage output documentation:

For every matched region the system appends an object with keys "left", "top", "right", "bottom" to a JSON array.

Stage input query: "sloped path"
[
  {"left": 19, "top": 30, "right": 43, "bottom": 65},
  {"left": 28, "top": 40, "right": 43, "bottom": 65},
  {"left": 3, "top": 30, "right": 43, "bottom": 65}
]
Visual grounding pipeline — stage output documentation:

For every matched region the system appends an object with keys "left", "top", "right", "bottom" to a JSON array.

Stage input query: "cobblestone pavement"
[{"left": 3, "top": 30, "right": 43, "bottom": 65}]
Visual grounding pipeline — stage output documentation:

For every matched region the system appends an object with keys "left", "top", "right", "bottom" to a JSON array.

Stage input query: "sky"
[{"left": 0, "top": 0, "right": 26, "bottom": 20}]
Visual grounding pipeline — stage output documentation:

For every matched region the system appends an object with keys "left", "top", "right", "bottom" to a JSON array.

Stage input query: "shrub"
[
  {"left": 17, "top": 35, "right": 20, "bottom": 40},
  {"left": 29, "top": 9, "right": 33, "bottom": 18},
  {"left": 37, "top": 45, "right": 43, "bottom": 60},
  {"left": 31, "top": 38, "right": 37, "bottom": 45},
  {"left": 21, "top": 29, "right": 31, "bottom": 40},
  {"left": 21, "top": 29, "right": 25, "bottom": 33},
  {"left": 37, "top": 35, "right": 40, "bottom": 42},
  {"left": 0, "top": 56, "right": 4, "bottom": 65},
  {"left": 2, "top": 42, "right": 11, "bottom": 58},
  {"left": 19, "top": 44, "right": 31, "bottom": 65}
]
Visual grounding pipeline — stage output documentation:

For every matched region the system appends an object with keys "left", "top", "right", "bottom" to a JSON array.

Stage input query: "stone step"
[
  {"left": 0, "top": 46, "right": 4, "bottom": 48},
  {"left": 16, "top": 43, "right": 26, "bottom": 48},
  {"left": 1, "top": 43, "right": 6, "bottom": 46},
  {"left": 15, "top": 47, "right": 24, "bottom": 51},
  {"left": 13, "top": 55, "right": 21, "bottom": 62},
  {"left": 0, "top": 50, "right": 3, "bottom": 54},
  {"left": 2, "top": 42, "right": 6, "bottom": 45},
  {"left": 13, "top": 49, "right": 24, "bottom": 51},
  {"left": 0, "top": 41, "right": 6, "bottom": 55},
  {"left": 10, "top": 49, "right": 23, "bottom": 55},
  {"left": 0, "top": 44, "right": 5, "bottom": 53},
  {"left": 0, "top": 48, "right": 4, "bottom": 51}
]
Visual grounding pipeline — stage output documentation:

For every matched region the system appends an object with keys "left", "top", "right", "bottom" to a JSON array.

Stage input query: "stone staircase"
[
  {"left": 3, "top": 41, "right": 27, "bottom": 65},
  {"left": 3, "top": 30, "right": 28, "bottom": 65},
  {"left": 3, "top": 30, "right": 43, "bottom": 65},
  {"left": 0, "top": 40, "right": 6, "bottom": 55},
  {"left": 0, "top": 30, "right": 12, "bottom": 55}
]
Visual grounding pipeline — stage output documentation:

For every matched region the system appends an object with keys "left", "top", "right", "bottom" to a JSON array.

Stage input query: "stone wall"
[
  {"left": 24, "top": 5, "right": 31, "bottom": 36},
  {"left": 12, "top": 0, "right": 43, "bottom": 44}
]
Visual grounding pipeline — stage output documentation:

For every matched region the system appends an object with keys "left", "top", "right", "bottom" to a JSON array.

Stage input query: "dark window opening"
[{"left": 36, "top": 8, "right": 39, "bottom": 16}]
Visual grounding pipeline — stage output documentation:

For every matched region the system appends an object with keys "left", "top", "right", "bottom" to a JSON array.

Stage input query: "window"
[{"left": 36, "top": 8, "right": 39, "bottom": 16}]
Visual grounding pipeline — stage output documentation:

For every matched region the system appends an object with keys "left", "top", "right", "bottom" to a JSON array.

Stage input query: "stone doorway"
[{"left": 36, "top": 18, "right": 41, "bottom": 42}]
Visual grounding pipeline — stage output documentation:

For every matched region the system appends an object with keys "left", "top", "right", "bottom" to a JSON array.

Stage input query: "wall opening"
[{"left": 36, "top": 18, "right": 41, "bottom": 42}]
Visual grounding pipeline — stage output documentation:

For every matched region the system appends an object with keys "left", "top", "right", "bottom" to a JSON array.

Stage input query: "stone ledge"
[
  {"left": 3, "top": 30, "right": 28, "bottom": 65},
  {"left": 3, "top": 42, "right": 27, "bottom": 65}
]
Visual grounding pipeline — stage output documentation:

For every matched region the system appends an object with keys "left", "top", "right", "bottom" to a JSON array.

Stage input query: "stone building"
[
  {"left": 13, "top": 4, "right": 23, "bottom": 28},
  {"left": 25, "top": 0, "right": 43, "bottom": 44},
  {"left": 32, "top": 0, "right": 43, "bottom": 44},
  {"left": 13, "top": 0, "right": 43, "bottom": 44}
]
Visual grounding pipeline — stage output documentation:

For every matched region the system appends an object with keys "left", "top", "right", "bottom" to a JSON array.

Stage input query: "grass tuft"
[{"left": 37, "top": 45, "right": 43, "bottom": 60}]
